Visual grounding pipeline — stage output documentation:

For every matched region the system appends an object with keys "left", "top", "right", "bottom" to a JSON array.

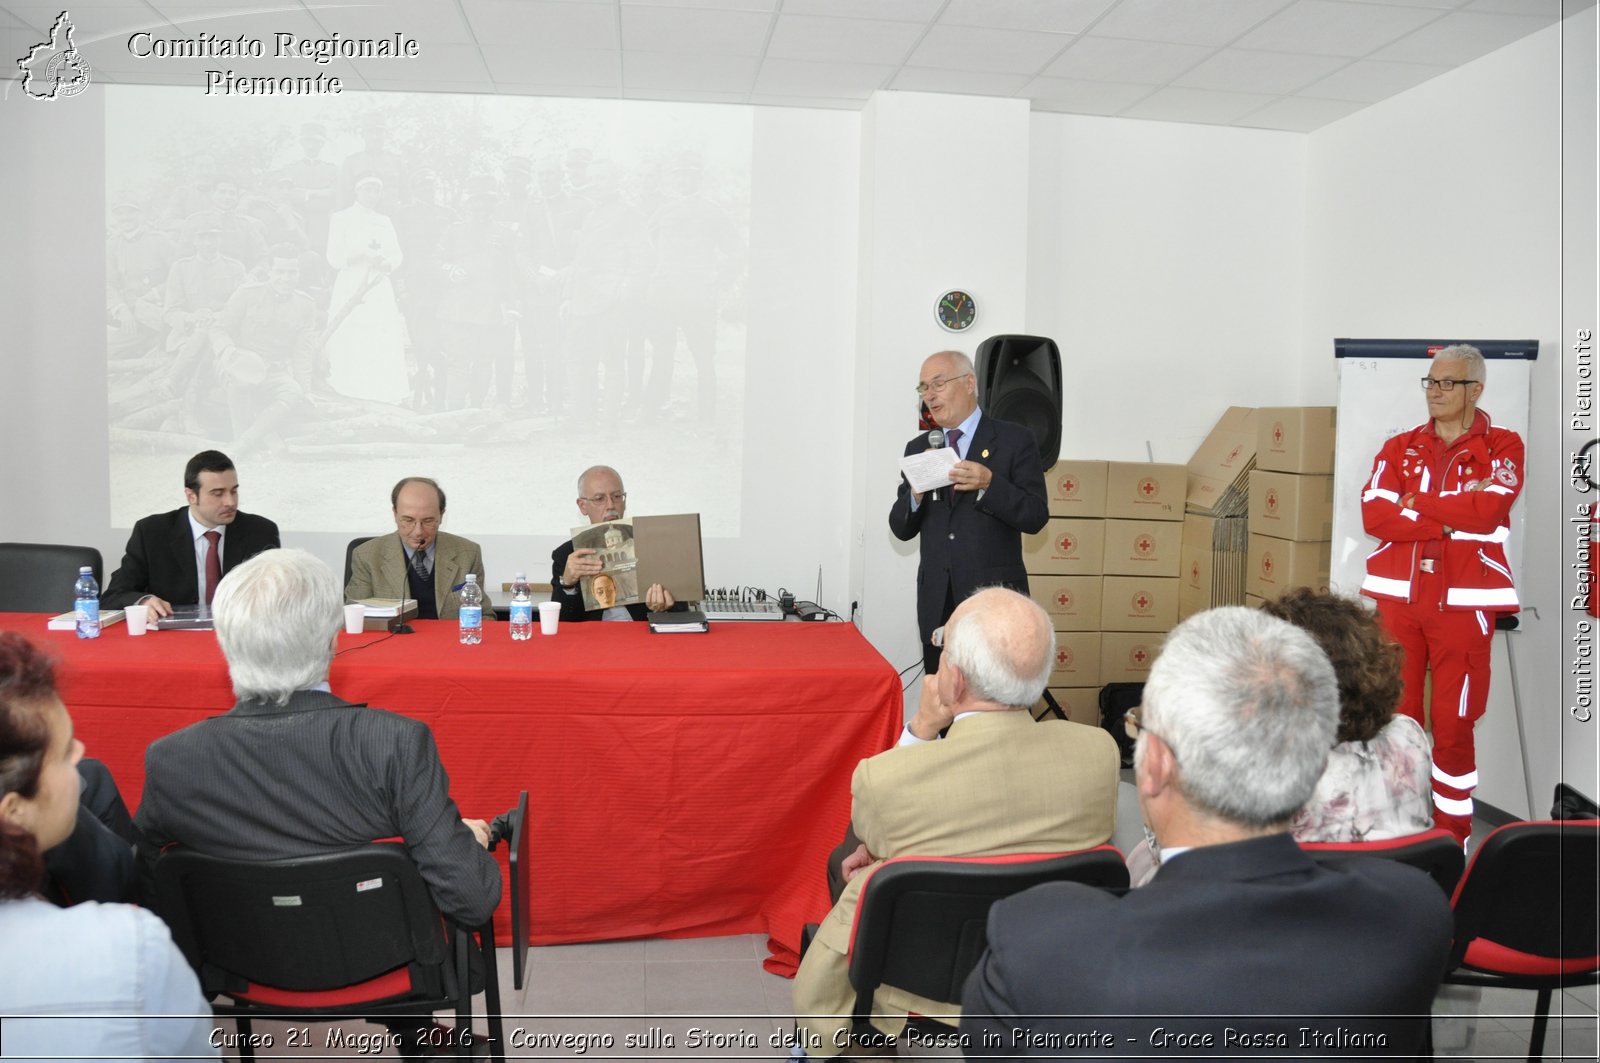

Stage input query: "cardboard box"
[
  {"left": 1031, "top": 575, "right": 1103, "bottom": 632},
  {"left": 1050, "top": 631, "right": 1101, "bottom": 688},
  {"left": 1100, "top": 576, "right": 1179, "bottom": 633},
  {"left": 1102, "top": 519, "right": 1183, "bottom": 577},
  {"left": 1246, "top": 593, "right": 1267, "bottom": 609},
  {"left": 1186, "top": 406, "right": 1257, "bottom": 516},
  {"left": 1024, "top": 518, "right": 1105, "bottom": 576},
  {"left": 1247, "top": 534, "right": 1332, "bottom": 600},
  {"left": 1179, "top": 543, "right": 1213, "bottom": 621},
  {"left": 1039, "top": 687, "right": 1101, "bottom": 726},
  {"left": 1100, "top": 632, "right": 1163, "bottom": 684},
  {"left": 1105, "top": 462, "right": 1186, "bottom": 521},
  {"left": 1256, "top": 407, "right": 1337, "bottom": 474},
  {"left": 1045, "top": 460, "right": 1108, "bottom": 518},
  {"left": 1249, "top": 470, "right": 1334, "bottom": 542}
]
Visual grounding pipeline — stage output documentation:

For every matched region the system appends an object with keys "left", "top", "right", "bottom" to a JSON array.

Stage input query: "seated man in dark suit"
[
  {"left": 550, "top": 465, "right": 678, "bottom": 621},
  {"left": 101, "top": 450, "right": 280, "bottom": 618},
  {"left": 345, "top": 476, "right": 493, "bottom": 620},
  {"left": 135, "top": 548, "right": 500, "bottom": 1055},
  {"left": 961, "top": 607, "right": 1454, "bottom": 1059}
]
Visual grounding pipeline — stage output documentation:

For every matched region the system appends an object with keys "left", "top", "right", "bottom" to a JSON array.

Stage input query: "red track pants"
[{"left": 1376, "top": 574, "right": 1494, "bottom": 845}]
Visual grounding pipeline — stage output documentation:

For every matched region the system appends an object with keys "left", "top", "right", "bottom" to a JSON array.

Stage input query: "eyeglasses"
[
  {"left": 1124, "top": 707, "right": 1156, "bottom": 743},
  {"left": 581, "top": 491, "right": 627, "bottom": 506},
  {"left": 396, "top": 516, "right": 439, "bottom": 530},
  {"left": 914, "top": 373, "right": 972, "bottom": 398},
  {"left": 1420, "top": 377, "right": 1478, "bottom": 392}
]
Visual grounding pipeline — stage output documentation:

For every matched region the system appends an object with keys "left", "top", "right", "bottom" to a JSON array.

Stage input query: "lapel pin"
[{"left": 981, "top": 449, "right": 990, "bottom": 459}]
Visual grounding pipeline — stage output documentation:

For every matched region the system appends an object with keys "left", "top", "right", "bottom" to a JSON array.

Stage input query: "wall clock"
[{"left": 936, "top": 289, "right": 976, "bottom": 332}]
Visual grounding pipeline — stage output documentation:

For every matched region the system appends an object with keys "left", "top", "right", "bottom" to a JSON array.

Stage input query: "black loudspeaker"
[{"left": 975, "top": 334, "right": 1062, "bottom": 468}]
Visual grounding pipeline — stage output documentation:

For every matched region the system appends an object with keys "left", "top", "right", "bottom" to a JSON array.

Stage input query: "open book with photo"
[{"left": 571, "top": 519, "right": 642, "bottom": 612}]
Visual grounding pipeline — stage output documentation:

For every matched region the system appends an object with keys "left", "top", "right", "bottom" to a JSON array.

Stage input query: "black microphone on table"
[
  {"left": 927, "top": 427, "right": 945, "bottom": 503},
  {"left": 390, "top": 554, "right": 415, "bottom": 635}
]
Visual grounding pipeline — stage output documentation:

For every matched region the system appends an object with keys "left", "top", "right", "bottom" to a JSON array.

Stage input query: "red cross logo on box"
[
  {"left": 1058, "top": 475, "right": 1078, "bottom": 497},
  {"left": 1225, "top": 444, "right": 1242, "bottom": 466},
  {"left": 1056, "top": 648, "right": 1073, "bottom": 667},
  {"left": 1135, "top": 534, "right": 1155, "bottom": 556},
  {"left": 1131, "top": 647, "right": 1149, "bottom": 666},
  {"left": 1262, "top": 553, "right": 1275, "bottom": 577},
  {"left": 1272, "top": 422, "right": 1285, "bottom": 446},
  {"left": 1265, "top": 488, "right": 1278, "bottom": 513},
  {"left": 1058, "top": 534, "right": 1076, "bottom": 555},
  {"left": 1190, "top": 561, "right": 1200, "bottom": 582},
  {"left": 1055, "top": 591, "right": 1072, "bottom": 608},
  {"left": 1132, "top": 592, "right": 1151, "bottom": 613},
  {"left": 1138, "top": 477, "right": 1159, "bottom": 498}
]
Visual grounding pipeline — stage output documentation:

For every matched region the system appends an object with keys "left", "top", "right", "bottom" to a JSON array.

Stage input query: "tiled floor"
[{"left": 209, "top": 933, "right": 1599, "bottom": 1061}]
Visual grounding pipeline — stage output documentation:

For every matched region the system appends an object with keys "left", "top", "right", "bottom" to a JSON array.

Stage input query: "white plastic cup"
[
  {"left": 343, "top": 603, "right": 366, "bottom": 635},
  {"left": 124, "top": 603, "right": 148, "bottom": 636},
  {"left": 538, "top": 600, "right": 561, "bottom": 635}
]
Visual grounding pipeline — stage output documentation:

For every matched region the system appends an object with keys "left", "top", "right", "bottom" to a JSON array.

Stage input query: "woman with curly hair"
[
  {"left": 1260, "top": 588, "right": 1434, "bottom": 843},
  {"left": 0, "top": 632, "right": 217, "bottom": 1060}
]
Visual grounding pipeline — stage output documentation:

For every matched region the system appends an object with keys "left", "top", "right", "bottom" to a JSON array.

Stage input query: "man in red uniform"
[{"left": 1361, "top": 345, "right": 1523, "bottom": 844}]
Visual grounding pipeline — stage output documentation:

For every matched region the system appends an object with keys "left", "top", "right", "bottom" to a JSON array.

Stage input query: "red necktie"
[{"left": 203, "top": 529, "right": 222, "bottom": 606}]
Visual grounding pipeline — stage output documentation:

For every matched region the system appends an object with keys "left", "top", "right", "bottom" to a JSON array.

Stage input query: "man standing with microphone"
[{"left": 890, "top": 350, "right": 1049, "bottom": 677}]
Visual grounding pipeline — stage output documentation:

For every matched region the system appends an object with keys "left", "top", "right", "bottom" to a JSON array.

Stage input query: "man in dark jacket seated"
[{"left": 551, "top": 464, "right": 680, "bottom": 621}]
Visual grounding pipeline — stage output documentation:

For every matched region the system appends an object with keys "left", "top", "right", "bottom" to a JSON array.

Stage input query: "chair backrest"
[
  {"left": 507, "top": 789, "right": 532, "bottom": 991},
  {"left": 1448, "top": 819, "right": 1600, "bottom": 970},
  {"left": 343, "top": 536, "right": 376, "bottom": 591},
  {"left": 0, "top": 542, "right": 103, "bottom": 613},
  {"left": 1300, "top": 828, "right": 1466, "bottom": 896},
  {"left": 846, "top": 847, "right": 1128, "bottom": 1009},
  {"left": 152, "top": 844, "right": 452, "bottom": 1002}
]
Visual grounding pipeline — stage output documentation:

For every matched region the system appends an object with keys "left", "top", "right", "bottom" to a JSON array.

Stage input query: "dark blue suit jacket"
[
  {"left": 888, "top": 413, "right": 1048, "bottom": 666},
  {"left": 102, "top": 506, "right": 280, "bottom": 609}
]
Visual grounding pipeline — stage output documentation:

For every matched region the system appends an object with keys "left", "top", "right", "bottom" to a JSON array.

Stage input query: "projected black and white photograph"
[{"left": 105, "top": 89, "right": 751, "bottom": 537}]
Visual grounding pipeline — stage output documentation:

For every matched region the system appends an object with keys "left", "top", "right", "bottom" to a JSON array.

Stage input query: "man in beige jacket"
[{"left": 791, "top": 587, "right": 1119, "bottom": 1058}]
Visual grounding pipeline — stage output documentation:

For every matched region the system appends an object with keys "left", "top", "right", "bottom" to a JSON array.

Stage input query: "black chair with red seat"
[
  {"left": 152, "top": 843, "right": 505, "bottom": 1061},
  {"left": 1299, "top": 827, "right": 1466, "bottom": 896},
  {"left": 841, "top": 847, "right": 1129, "bottom": 1050},
  {"left": 1441, "top": 819, "right": 1600, "bottom": 1062}
]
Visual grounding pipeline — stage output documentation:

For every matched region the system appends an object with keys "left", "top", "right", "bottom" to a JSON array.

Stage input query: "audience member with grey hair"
[
  {"left": 794, "top": 588, "right": 1117, "bottom": 1056},
  {"left": 962, "top": 606, "right": 1453, "bottom": 1058},
  {"left": 135, "top": 549, "right": 500, "bottom": 1057}
]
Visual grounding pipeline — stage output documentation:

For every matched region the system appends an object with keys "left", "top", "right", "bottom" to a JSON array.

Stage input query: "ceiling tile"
[
  {"left": 1043, "top": 35, "right": 1214, "bottom": 84},
  {"left": 481, "top": 45, "right": 621, "bottom": 88},
  {"left": 621, "top": 4, "right": 772, "bottom": 55},
  {"left": 767, "top": 14, "right": 923, "bottom": 65},
  {"left": 779, "top": 0, "right": 942, "bottom": 19},
  {"left": 1234, "top": 94, "right": 1367, "bottom": 130},
  {"left": 905, "top": 24, "right": 1073, "bottom": 74},
  {"left": 1297, "top": 57, "right": 1449, "bottom": 100},
  {"left": 747, "top": 93, "right": 863, "bottom": 109},
  {"left": 153, "top": 7, "right": 331, "bottom": 43},
  {"left": 497, "top": 81, "right": 620, "bottom": 98},
  {"left": 622, "top": 0, "right": 778, "bottom": 9},
  {"left": 5, "top": 4, "right": 147, "bottom": 37},
  {"left": 1173, "top": 48, "right": 1348, "bottom": 94},
  {"left": 462, "top": 1, "right": 620, "bottom": 50},
  {"left": 938, "top": 0, "right": 1119, "bottom": 35},
  {"left": 1022, "top": 76, "right": 1155, "bottom": 114},
  {"left": 1234, "top": 0, "right": 1448, "bottom": 57},
  {"left": 1463, "top": 0, "right": 1566, "bottom": 13},
  {"left": 349, "top": 45, "right": 494, "bottom": 84},
  {"left": 1369, "top": 9, "right": 1560, "bottom": 63},
  {"left": 888, "top": 67, "right": 1030, "bottom": 95},
  {"left": 752, "top": 57, "right": 892, "bottom": 97},
  {"left": 363, "top": 79, "right": 504, "bottom": 96},
  {"left": 1088, "top": 0, "right": 1296, "bottom": 47},
  {"left": 1121, "top": 85, "right": 1278, "bottom": 123},
  {"left": 622, "top": 50, "right": 760, "bottom": 92},
  {"left": 301, "top": 2, "right": 477, "bottom": 46},
  {"left": 623, "top": 87, "right": 750, "bottom": 103},
  {"left": 1335, "top": 0, "right": 1466, "bottom": 9}
]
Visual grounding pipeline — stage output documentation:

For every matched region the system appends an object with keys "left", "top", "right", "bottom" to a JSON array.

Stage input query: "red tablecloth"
[{"left": 2, "top": 616, "right": 901, "bottom": 975}]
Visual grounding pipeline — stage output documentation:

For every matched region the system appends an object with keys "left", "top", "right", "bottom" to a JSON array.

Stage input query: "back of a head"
[
  {"left": 944, "top": 587, "right": 1055, "bottom": 709},
  {"left": 1258, "top": 589, "right": 1402, "bottom": 744},
  {"left": 213, "top": 549, "right": 342, "bottom": 706},
  {"left": 0, "top": 632, "right": 57, "bottom": 898},
  {"left": 1142, "top": 607, "right": 1338, "bottom": 828}
]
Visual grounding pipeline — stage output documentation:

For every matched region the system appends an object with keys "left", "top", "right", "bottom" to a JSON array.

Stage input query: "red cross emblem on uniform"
[
  {"left": 1131, "top": 648, "right": 1148, "bottom": 665},
  {"left": 1059, "top": 475, "right": 1078, "bottom": 496},
  {"left": 1058, "top": 534, "right": 1076, "bottom": 554},
  {"left": 1056, "top": 648, "right": 1072, "bottom": 667},
  {"left": 1265, "top": 489, "right": 1278, "bottom": 512},
  {"left": 1056, "top": 592, "right": 1071, "bottom": 607},
  {"left": 1133, "top": 593, "right": 1151, "bottom": 612},
  {"left": 1135, "top": 534, "right": 1154, "bottom": 555},
  {"left": 1272, "top": 423, "right": 1285, "bottom": 445},
  {"left": 1262, "top": 554, "right": 1274, "bottom": 576},
  {"left": 1139, "top": 478, "right": 1158, "bottom": 498}
]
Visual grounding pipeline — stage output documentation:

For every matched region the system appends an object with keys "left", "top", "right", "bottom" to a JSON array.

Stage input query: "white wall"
[
  {"left": 1303, "top": 8, "right": 1598, "bottom": 816},
  {"left": 1027, "top": 114, "right": 1307, "bottom": 463}
]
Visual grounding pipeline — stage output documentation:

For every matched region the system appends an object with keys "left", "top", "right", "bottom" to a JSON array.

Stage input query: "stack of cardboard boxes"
[
  {"left": 1246, "top": 407, "right": 1338, "bottom": 606},
  {"left": 1024, "top": 460, "right": 1186, "bottom": 725},
  {"left": 1180, "top": 407, "right": 1256, "bottom": 621}
]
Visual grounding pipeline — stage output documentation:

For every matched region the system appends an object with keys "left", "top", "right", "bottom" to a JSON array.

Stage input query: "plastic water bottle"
[
  {"left": 74, "top": 566, "right": 101, "bottom": 639},
  {"left": 508, "top": 572, "right": 533, "bottom": 640},
  {"left": 458, "top": 574, "right": 483, "bottom": 645}
]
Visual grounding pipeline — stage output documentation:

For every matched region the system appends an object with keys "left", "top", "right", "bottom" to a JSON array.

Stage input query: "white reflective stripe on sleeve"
[
  {"left": 1483, "top": 484, "right": 1515, "bottom": 496},
  {"left": 1432, "top": 764, "right": 1480, "bottom": 789},
  {"left": 1476, "top": 610, "right": 1489, "bottom": 637},
  {"left": 1432, "top": 793, "right": 1474, "bottom": 816},
  {"left": 1362, "top": 574, "right": 1411, "bottom": 597},
  {"left": 1458, "top": 674, "right": 1470, "bottom": 718},
  {"left": 1420, "top": 467, "right": 1432, "bottom": 493},
  {"left": 1450, "top": 526, "right": 1511, "bottom": 543},
  {"left": 1402, "top": 508, "right": 1420, "bottom": 521},
  {"left": 1364, "top": 487, "right": 1401, "bottom": 503},
  {"left": 1447, "top": 587, "right": 1519, "bottom": 608}
]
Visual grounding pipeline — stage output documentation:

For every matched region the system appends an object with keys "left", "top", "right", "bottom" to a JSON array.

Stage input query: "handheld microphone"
[{"left": 927, "top": 428, "right": 945, "bottom": 502}]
